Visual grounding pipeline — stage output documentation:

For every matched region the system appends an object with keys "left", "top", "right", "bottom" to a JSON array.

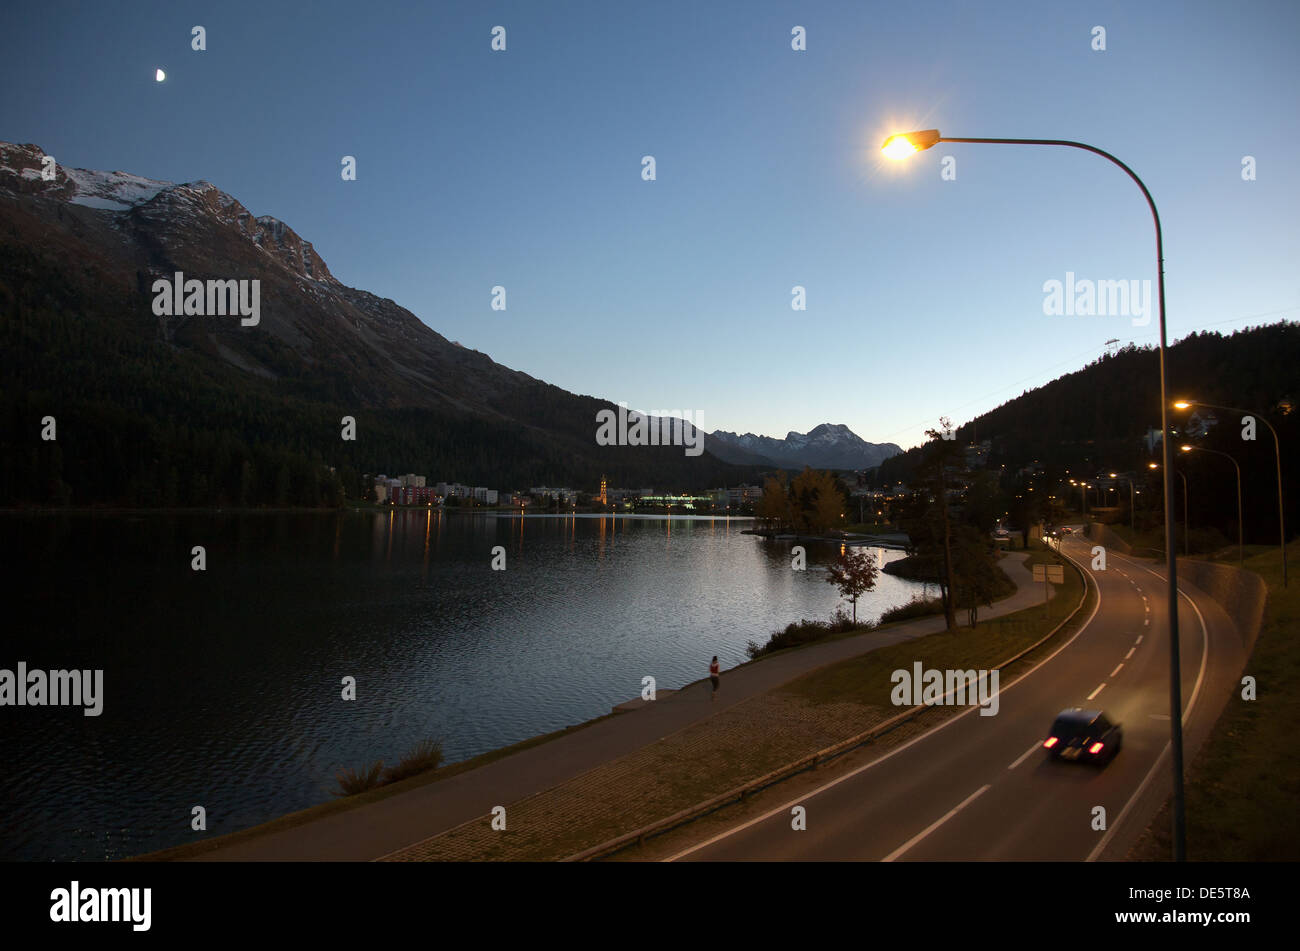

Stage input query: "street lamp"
[
  {"left": 1150, "top": 461, "right": 1190, "bottom": 556},
  {"left": 1111, "top": 471, "right": 1137, "bottom": 534},
  {"left": 1181, "top": 445, "right": 1244, "bottom": 568},
  {"left": 1175, "top": 400, "right": 1286, "bottom": 585},
  {"left": 885, "top": 128, "right": 1186, "bottom": 860}
]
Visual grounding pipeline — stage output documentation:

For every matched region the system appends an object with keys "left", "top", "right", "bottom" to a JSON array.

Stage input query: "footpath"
[{"left": 191, "top": 552, "right": 1042, "bottom": 861}]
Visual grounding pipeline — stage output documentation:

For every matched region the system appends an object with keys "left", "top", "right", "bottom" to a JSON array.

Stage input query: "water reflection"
[{"left": 2, "top": 510, "right": 924, "bottom": 861}]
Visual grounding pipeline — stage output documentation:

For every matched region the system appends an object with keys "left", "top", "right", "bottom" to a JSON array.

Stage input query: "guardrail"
[{"left": 564, "top": 545, "right": 1092, "bottom": 861}]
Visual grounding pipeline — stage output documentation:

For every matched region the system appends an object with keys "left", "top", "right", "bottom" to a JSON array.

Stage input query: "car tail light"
[
  {"left": 1043, "top": 737, "right": 1058, "bottom": 748},
  {"left": 1088, "top": 742, "right": 1104, "bottom": 754}
]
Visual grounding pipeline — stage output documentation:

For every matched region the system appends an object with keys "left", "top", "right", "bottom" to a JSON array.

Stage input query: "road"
[{"left": 669, "top": 534, "right": 1249, "bottom": 861}]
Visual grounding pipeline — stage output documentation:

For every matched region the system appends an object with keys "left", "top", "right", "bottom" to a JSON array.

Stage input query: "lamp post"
[
  {"left": 1176, "top": 400, "right": 1286, "bottom": 585},
  {"left": 1111, "top": 471, "right": 1136, "bottom": 534},
  {"left": 884, "top": 129, "right": 1186, "bottom": 860},
  {"left": 1181, "top": 444, "right": 1244, "bottom": 568},
  {"left": 1150, "top": 462, "right": 1189, "bottom": 555}
]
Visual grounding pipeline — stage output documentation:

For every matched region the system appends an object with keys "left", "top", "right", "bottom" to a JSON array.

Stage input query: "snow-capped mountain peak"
[{"left": 708, "top": 424, "right": 902, "bottom": 470}]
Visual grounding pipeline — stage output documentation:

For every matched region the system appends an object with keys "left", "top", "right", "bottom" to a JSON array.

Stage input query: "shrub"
[
  {"left": 382, "top": 739, "right": 444, "bottom": 785},
  {"left": 879, "top": 596, "right": 946, "bottom": 624},
  {"left": 334, "top": 737, "right": 446, "bottom": 796},
  {"left": 745, "top": 610, "right": 874, "bottom": 659},
  {"left": 334, "top": 759, "right": 385, "bottom": 796}
]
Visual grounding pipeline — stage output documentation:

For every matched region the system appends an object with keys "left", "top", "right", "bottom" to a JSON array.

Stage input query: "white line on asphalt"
[
  {"left": 1087, "top": 683, "right": 1106, "bottom": 700},
  {"left": 1087, "top": 554, "right": 1211, "bottom": 862},
  {"left": 882, "top": 785, "right": 991, "bottom": 862},
  {"left": 1110, "top": 663, "right": 1124, "bottom": 678},
  {"left": 1125, "top": 647, "right": 1136, "bottom": 660},
  {"left": 1136, "top": 635, "right": 1143, "bottom": 644},
  {"left": 1008, "top": 742, "right": 1041, "bottom": 771},
  {"left": 662, "top": 545, "right": 1104, "bottom": 862}
]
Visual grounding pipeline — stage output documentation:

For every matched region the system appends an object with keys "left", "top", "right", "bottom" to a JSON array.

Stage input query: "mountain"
[
  {"left": 709, "top": 423, "right": 902, "bottom": 471},
  {"left": 0, "top": 141, "right": 761, "bottom": 505}
]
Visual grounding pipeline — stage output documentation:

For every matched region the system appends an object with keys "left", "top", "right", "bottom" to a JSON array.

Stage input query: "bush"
[
  {"left": 879, "top": 596, "right": 946, "bottom": 623},
  {"left": 745, "top": 608, "right": 874, "bottom": 659},
  {"left": 334, "top": 760, "right": 385, "bottom": 796},
  {"left": 382, "top": 739, "right": 444, "bottom": 785},
  {"left": 334, "top": 737, "right": 445, "bottom": 796}
]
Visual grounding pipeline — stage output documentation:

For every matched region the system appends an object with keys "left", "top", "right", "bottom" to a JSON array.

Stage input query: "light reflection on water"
[{"left": 1, "top": 510, "right": 924, "bottom": 860}]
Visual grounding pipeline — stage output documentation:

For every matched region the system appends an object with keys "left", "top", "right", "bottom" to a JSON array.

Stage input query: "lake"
[{"left": 0, "top": 510, "right": 926, "bottom": 860}]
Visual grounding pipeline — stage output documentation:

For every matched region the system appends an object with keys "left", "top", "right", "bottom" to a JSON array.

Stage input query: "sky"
[{"left": 4, "top": 0, "right": 1298, "bottom": 451}]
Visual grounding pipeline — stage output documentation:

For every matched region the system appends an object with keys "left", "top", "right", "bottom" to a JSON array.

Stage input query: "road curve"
[{"left": 668, "top": 535, "right": 1248, "bottom": 861}]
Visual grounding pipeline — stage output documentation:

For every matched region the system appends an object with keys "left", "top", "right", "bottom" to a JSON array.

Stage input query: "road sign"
[{"left": 1033, "top": 564, "right": 1065, "bottom": 584}]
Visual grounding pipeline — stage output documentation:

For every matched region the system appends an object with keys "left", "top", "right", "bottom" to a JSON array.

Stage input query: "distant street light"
[
  {"left": 1175, "top": 400, "right": 1286, "bottom": 585},
  {"left": 885, "top": 128, "right": 1186, "bottom": 860},
  {"left": 1149, "top": 461, "right": 1189, "bottom": 556},
  {"left": 1181, "top": 445, "right": 1244, "bottom": 568},
  {"left": 1110, "top": 472, "right": 1137, "bottom": 534}
]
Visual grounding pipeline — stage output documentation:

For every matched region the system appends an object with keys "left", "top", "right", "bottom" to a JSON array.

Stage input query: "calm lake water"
[{"left": 1, "top": 510, "right": 926, "bottom": 861}]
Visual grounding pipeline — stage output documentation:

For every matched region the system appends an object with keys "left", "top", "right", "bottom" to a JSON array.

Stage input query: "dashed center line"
[
  {"left": 882, "top": 785, "right": 991, "bottom": 862},
  {"left": 1087, "top": 683, "right": 1106, "bottom": 701},
  {"left": 1110, "top": 663, "right": 1124, "bottom": 678},
  {"left": 1125, "top": 647, "right": 1136, "bottom": 660},
  {"left": 1136, "top": 635, "right": 1144, "bottom": 644},
  {"left": 1008, "top": 742, "right": 1041, "bottom": 770}
]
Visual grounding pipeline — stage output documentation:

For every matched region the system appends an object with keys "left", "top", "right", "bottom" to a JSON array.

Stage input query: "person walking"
[{"left": 709, "top": 656, "right": 720, "bottom": 701}]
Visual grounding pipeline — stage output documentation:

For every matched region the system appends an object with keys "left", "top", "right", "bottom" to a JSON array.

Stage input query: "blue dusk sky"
[{"left": 4, "top": 0, "right": 1298, "bottom": 450}]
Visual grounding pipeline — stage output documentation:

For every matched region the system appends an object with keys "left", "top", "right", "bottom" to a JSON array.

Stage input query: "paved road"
[
  {"left": 668, "top": 535, "right": 1251, "bottom": 861},
  {"left": 190, "top": 551, "right": 1044, "bottom": 861}
]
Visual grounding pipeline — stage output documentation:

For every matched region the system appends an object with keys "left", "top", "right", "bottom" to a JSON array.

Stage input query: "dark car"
[{"left": 1043, "top": 708, "right": 1122, "bottom": 765}]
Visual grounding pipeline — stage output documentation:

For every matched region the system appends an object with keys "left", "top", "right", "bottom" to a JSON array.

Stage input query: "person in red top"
[{"left": 709, "top": 656, "right": 720, "bottom": 701}]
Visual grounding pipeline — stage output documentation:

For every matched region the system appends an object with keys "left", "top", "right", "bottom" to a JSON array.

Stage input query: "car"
[
  {"left": 1043, "top": 708, "right": 1122, "bottom": 765},
  {"left": 1060, "top": 526, "right": 1074, "bottom": 535}
]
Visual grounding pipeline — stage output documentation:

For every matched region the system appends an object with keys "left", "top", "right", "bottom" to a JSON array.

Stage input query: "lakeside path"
[{"left": 189, "top": 552, "right": 1042, "bottom": 861}]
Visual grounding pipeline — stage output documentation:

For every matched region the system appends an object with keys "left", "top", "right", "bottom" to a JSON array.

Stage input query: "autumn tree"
[
  {"left": 790, "top": 467, "right": 847, "bottom": 534},
  {"left": 755, "top": 471, "right": 792, "bottom": 530},
  {"left": 825, "top": 546, "right": 880, "bottom": 625}
]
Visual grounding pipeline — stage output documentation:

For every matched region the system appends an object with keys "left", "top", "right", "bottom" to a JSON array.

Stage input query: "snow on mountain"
[
  {"left": 0, "top": 142, "right": 333, "bottom": 285},
  {"left": 709, "top": 424, "right": 902, "bottom": 470},
  {"left": 63, "top": 166, "right": 171, "bottom": 210}
]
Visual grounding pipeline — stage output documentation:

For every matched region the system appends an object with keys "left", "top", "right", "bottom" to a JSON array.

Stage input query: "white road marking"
[
  {"left": 1110, "top": 663, "right": 1124, "bottom": 678},
  {"left": 1125, "top": 647, "right": 1136, "bottom": 660},
  {"left": 664, "top": 542, "right": 1103, "bottom": 863},
  {"left": 1087, "top": 554, "right": 1211, "bottom": 862},
  {"left": 1144, "top": 617, "right": 1150, "bottom": 625},
  {"left": 1136, "top": 635, "right": 1143, "bottom": 644},
  {"left": 1087, "top": 683, "right": 1106, "bottom": 700},
  {"left": 882, "top": 785, "right": 991, "bottom": 862},
  {"left": 1008, "top": 742, "right": 1041, "bottom": 770}
]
